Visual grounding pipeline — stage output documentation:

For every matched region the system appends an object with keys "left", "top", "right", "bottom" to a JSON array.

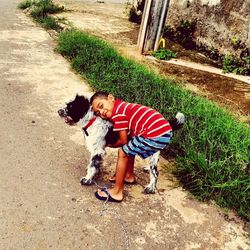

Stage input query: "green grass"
[
  {"left": 18, "top": 0, "right": 64, "bottom": 31},
  {"left": 56, "top": 29, "right": 250, "bottom": 221},
  {"left": 36, "top": 16, "right": 62, "bottom": 31}
]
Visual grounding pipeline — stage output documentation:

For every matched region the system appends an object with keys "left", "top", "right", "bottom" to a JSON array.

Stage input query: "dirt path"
[{"left": 0, "top": 0, "right": 249, "bottom": 249}]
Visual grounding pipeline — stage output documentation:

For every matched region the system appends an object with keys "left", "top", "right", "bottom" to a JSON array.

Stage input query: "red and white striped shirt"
[{"left": 110, "top": 99, "right": 172, "bottom": 138}]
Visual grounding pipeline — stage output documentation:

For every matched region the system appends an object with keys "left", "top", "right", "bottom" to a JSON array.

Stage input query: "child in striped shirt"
[{"left": 90, "top": 91, "right": 173, "bottom": 202}]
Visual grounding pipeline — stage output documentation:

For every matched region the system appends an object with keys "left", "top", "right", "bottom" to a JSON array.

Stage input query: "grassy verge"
[{"left": 56, "top": 29, "right": 250, "bottom": 221}]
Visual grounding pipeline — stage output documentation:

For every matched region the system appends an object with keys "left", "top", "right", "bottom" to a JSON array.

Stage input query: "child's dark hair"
[{"left": 90, "top": 91, "right": 110, "bottom": 104}]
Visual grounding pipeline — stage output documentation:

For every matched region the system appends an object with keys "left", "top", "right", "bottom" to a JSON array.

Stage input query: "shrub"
[{"left": 222, "top": 55, "right": 249, "bottom": 75}]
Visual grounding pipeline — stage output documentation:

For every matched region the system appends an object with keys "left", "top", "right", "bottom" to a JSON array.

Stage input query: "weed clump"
[
  {"left": 18, "top": 0, "right": 33, "bottom": 9},
  {"left": 222, "top": 54, "right": 249, "bottom": 75},
  {"left": 153, "top": 48, "right": 177, "bottom": 60},
  {"left": 30, "top": 0, "right": 64, "bottom": 18},
  {"left": 18, "top": 0, "right": 64, "bottom": 31},
  {"left": 36, "top": 16, "right": 62, "bottom": 31}
]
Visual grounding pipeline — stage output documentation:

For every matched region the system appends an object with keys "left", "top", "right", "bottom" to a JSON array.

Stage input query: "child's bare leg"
[
  {"left": 124, "top": 156, "right": 135, "bottom": 182},
  {"left": 109, "top": 156, "right": 135, "bottom": 183},
  {"left": 97, "top": 148, "right": 131, "bottom": 200}
]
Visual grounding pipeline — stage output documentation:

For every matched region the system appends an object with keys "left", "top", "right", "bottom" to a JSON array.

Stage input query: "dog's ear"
[
  {"left": 75, "top": 94, "right": 88, "bottom": 102},
  {"left": 67, "top": 94, "right": 90, "bottom": 122},
  {"left": 75, "top": 95, "right": 90, "bottom": 108}
]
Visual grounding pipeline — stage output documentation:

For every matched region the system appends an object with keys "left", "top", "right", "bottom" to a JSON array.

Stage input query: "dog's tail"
[{"left": 169, "top": 112, "right": 185, "bottom": 131}]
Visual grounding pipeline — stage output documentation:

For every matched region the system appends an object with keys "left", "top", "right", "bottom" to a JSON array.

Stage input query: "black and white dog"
[
  {"left": 58, "top": 94, "right": 119, "bottom": 186},
  {"left": 58, "top": 94, "right": 185, "bottom": 193}
]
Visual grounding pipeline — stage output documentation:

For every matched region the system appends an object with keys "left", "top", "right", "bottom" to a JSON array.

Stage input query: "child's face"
[{"left": 91, "top": 94, "right": 115, "bottom": 119}]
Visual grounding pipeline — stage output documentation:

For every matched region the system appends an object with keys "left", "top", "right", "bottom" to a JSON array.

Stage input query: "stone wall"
[{"left": 166, "top": 0, "right": 249, "bottom": 56}]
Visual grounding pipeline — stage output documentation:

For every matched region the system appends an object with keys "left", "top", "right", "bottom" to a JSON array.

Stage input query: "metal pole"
[
  {"left": 154, "top": 0, "right": 171, "bottom": 51},
  {"left": 137, "top": 0, "right": 171, "bottom": 53}
]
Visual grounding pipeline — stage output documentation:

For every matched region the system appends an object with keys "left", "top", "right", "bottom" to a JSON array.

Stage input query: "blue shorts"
[{"left": 122, "top": 131, "right": 173, "bottom": 159}]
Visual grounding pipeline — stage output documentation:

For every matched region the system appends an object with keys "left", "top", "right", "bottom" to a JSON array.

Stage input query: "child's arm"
[{"left": 107, "top": 130, "right": 128, "bottom": 148}]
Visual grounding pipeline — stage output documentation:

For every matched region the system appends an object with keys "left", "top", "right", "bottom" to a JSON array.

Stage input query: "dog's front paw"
[
  {"left": 80, "top": 177, "right": 93, "bottom": 186},
  {"left": 144, "top": 185, "right": 156, "bottom": 194}
]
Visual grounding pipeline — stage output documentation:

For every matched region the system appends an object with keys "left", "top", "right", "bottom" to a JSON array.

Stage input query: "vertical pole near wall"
[
  {"left": 154, "top": 0, "right": 171, "bottom": 51},
  {"left": 137, "top": 0, "right": 153, "bottom": 53},
  {"left": 137, "top": 0, "right": 171, "bottom": 53}
]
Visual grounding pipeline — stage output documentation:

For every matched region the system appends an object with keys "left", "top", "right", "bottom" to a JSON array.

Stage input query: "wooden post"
[
  {"left": 137, "top": 0, "right": 153, "bottom": 53},
  {"left": 137, "top": 0, "right": 170, "bottom": 53}
]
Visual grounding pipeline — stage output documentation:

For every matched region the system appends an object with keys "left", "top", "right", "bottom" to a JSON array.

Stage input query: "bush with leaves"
[{"left": 153, "top": 48, "right": 177, "bottom": 60}]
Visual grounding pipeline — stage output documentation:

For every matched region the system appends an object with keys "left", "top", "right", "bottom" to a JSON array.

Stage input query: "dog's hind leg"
[
  {"left": 144, "top": 151, "right": 160, "bottom": 194},
  {"left": 80, "top": 154, "right": 103, "bottom": 185}
]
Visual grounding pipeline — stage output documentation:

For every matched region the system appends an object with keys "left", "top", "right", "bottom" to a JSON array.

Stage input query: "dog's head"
[{"left": 58, "top": 94, "right": 90, "bottom": 125}]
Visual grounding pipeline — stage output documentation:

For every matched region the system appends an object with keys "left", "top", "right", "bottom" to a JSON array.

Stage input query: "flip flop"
[
  {"left": 109, "top": 174, "right": 136, "bottom": 185},
  {"left": 95, "top": 188, "right": 122, "bottom": 203}
]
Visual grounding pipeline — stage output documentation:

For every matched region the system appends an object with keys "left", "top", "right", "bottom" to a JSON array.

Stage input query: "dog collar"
[{"left": 82, "top": 117, "right": 97, "bottom": 136}]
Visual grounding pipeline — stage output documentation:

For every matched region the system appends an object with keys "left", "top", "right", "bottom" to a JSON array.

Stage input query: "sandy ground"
[{"left": 0, "top": 0, "right": 249, "bottom": 249}]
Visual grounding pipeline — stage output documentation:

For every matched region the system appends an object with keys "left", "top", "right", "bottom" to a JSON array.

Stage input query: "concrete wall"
[{"left": 166, "top": 0, "right": 249, "bottom": 56}]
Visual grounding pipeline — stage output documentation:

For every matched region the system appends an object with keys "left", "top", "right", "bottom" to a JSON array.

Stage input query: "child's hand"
[{"left": 106, "top": 130, "right": 128, "bottom": 148}]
